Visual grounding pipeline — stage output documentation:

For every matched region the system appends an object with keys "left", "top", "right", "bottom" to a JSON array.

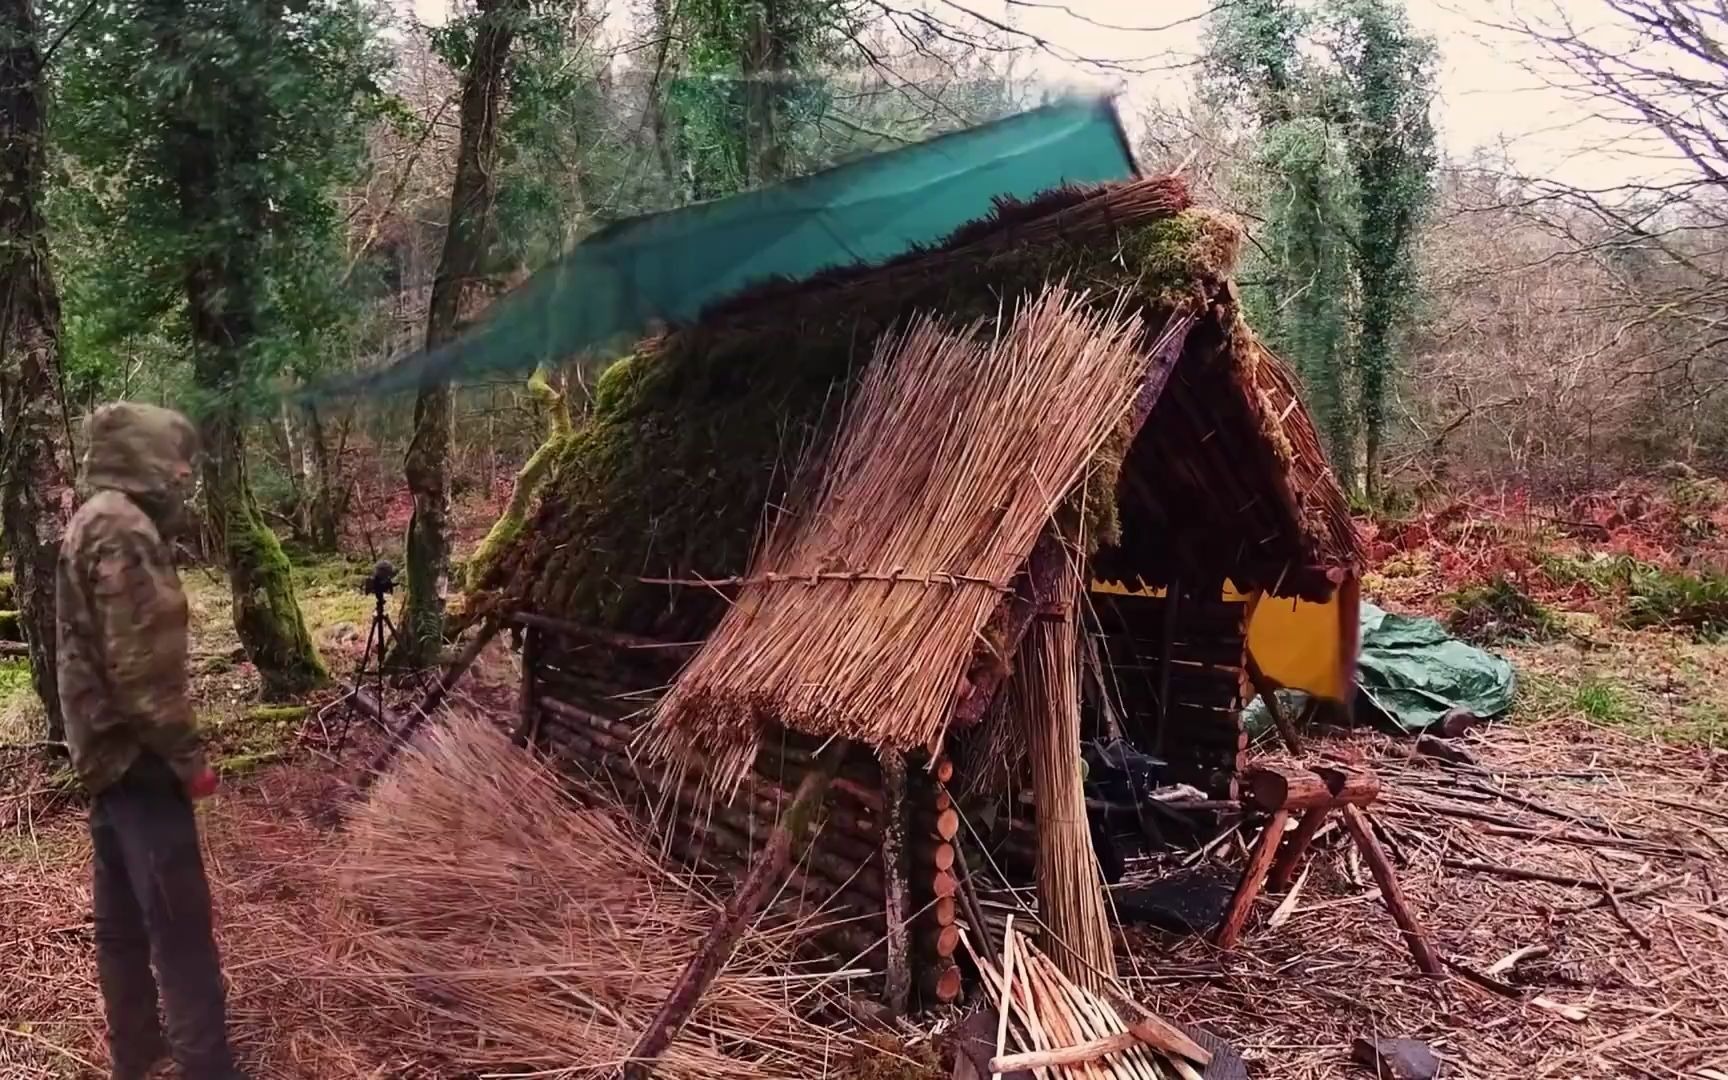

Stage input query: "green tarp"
[
  {"left": 327, "top": 96, "right": 1135, "bottom": 397},
  {"left": 1355, "top": 602, "right": 1519, "bottom": 733},
  {"left": 1247, "top": 601, "right": 1518, "bottom": 735}
]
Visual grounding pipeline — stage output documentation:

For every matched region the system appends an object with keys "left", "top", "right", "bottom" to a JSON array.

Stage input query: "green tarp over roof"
[{"left": 325, "top": 96, "right": 1136, "bottom": 397}]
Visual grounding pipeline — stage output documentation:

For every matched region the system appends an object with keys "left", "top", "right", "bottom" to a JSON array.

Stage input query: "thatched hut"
[{"left": 474, "top": 173, "right": 1361, "bottom": 1009}]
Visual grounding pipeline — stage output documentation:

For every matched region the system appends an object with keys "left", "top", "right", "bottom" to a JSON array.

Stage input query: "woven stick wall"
[
  {"left": 1021, "top": 531, "right": 1117, "bottom": 991},
  {"left": 644, "top": 285, "right": 1154, "bottom": 790}
]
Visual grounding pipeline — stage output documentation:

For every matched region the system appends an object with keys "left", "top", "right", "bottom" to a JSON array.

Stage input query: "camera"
[{"left": 361, "top": 559, "right": 398, "bottom": 599}]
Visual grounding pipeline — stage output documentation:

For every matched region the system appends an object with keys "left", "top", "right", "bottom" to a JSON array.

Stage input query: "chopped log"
[
  {"left": 624, "top": 740, "right": 850, "bottom": 1078},
  {"left": 360, "top": 619, "right": 502, "bottom": 787},
  {"left": 1243, "top": 765, "right": 1333, "bottom": 813},
  {"left": 1314, "top": 764, "right": 1381, "bottom": 806},
  {"left": 879, "top": 748, "right": 911, "bottom": 1017},
  {"left": 921, "top": 841, "right": 956, "bottom": 873},
  {"left": 923, "top": 806, "right": 961, "bottom": 841},
  {"left": 1214, "top": 809, "right": 1289, "bottom": 949},
  {"left": 932, "top": 870, "right": 959, "bottom": 899},
  {"left": 933, "top": 755, "right": 955, "bottom": 784},
  {"left": 1342, "top": 806, "right": 1442, "bottom": 976},
  {"left": 932, "top": 895, "right": 957, "bottom": 926},
  {"left": 923, "top": 960, "right": 964, "bottom": 1005},
  {"left": 1266, "top": 806, "right": 1329, "bottom": 892},
  {"left": 928, "top": 922, "right": 961, "bottom": 959}
]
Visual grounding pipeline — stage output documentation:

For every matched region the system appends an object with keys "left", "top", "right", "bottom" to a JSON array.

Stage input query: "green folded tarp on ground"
[
  {"left": 1354, "top": 602, "right": 1518, "bottom": 733},
  {"left": 324, "top": 96, "right": 1136, "bottom": 398}
]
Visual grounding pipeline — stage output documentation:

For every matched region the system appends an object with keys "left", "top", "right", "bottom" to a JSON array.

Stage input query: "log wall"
[
  {"left": 1089, "top": 589, "right": 1250, "bottom": 799},
  {"left": 510, "top": 616, "right": 963, "bottom": 1007}
]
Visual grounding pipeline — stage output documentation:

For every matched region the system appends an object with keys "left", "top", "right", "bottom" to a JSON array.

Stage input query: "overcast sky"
[{"left": 407, "top": 0, "right": 1670, "bottom": 188}]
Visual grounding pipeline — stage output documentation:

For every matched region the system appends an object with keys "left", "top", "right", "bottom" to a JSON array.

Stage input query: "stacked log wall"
[
  {"left": 510, "top": 616, "right": 962, "bottom": 1004},
  {"left": 1089, "top": 590, "right": 1249, "bottom": 799}
]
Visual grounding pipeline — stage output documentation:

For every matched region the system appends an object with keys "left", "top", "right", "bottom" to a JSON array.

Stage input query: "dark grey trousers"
[{"left": 90, "top": 752, "right": 242, "bottom": 1080}]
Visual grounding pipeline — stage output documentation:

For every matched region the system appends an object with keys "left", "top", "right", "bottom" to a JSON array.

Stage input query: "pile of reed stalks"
[
  {"left": 324, "top": 711, "right": 856, "bottom": 1079},
  {"left": 648, "top": 284, "right": 1153, "bottom": 790}
]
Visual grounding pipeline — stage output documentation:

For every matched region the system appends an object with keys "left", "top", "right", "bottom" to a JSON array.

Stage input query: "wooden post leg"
[
  {"left": 1245, "top": 655, "right": 1304, "bottom": 755},
  {"left": 1267, "top": 806, "right": 1329, "bottom": 892},
  {"left": 1340, "top": 805, "right": 1443, "bottom": 976},
  {"left": 1213, "top": 810, "right": 1290, "bottom": 950}
]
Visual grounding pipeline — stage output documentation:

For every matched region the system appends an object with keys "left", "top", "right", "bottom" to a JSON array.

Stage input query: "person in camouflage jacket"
[{"left": 57, "top": 402, "right": 243, "bottom": 1080}]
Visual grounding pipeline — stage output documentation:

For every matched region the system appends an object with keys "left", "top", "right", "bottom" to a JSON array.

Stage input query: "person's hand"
[{"left": 185, "top": 765, "right": 219, "bottom": 801}]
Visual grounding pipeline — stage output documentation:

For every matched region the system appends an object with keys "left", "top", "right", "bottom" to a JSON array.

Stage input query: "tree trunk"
[
  {"left": 397, "top": 0, "right": 520, "bottom": 668},
  {"left": 305, "top": 402, "right": 342, "bottom": 552},
  {"left": 0, "top": 0, "right": 75, "bottom": 741},
  {"left": 148, "top": 0, "right": 327, "bottom": 699}
]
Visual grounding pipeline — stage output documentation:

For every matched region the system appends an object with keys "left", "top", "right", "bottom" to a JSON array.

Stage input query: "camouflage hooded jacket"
[{"left": 56, "top": 403, "right": 206, "bottom": 793}]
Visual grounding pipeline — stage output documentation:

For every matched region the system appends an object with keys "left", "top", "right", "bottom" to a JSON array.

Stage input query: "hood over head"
[{"left": 82, "top": 402, "right": 200, "bottom": 529}]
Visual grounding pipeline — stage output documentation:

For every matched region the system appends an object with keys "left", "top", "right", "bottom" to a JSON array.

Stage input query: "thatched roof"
[{"left": 476, "top": 175, "right": 1360, "bottom": 645}]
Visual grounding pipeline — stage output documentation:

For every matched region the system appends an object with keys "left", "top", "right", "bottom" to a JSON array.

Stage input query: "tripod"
[{"left": 332, "top": 586, "right": 399, "bottom": 753}]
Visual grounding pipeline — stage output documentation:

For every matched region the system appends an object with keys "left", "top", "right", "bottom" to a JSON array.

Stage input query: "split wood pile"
[
  {"left": 646, "top": 287, "right": 1159, "bottom": 789},
  {"left": 968, "top": 920, "right": 1213, "bottom": 1080}
]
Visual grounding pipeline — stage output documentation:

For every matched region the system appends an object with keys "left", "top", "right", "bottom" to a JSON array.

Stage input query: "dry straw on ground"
[
  {"left": 648, "top": 285, "right": 1153, "bottom": 789},
  {"left": 322, "top": 710, "right": 858, "bottom": 1079}
]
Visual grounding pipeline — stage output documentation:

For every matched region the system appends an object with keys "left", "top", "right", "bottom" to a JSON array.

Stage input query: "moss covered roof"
[{"left": 476, "top": 176, "right": 1359, "bottom": 640}]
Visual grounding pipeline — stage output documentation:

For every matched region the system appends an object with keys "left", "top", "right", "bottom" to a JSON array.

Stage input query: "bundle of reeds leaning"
[
  {"left": 648, "top": 284, "right": 1152, "bottom": 790},
  {"left": 1019, "top": 537, "right": 1117, "bottom": 990},
  {"left": 966, "top": 920, "right": 1214, "bottom": 1080},
  {"left": 323, "top": 711, "right": 856, "bottom": 1079}
]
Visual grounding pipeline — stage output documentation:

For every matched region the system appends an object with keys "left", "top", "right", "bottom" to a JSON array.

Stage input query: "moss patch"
[{"left": 487, "top": 208, "right": 1238, "bottom": 639}]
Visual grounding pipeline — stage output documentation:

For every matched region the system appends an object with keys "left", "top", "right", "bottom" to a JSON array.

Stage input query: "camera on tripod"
[{"left": 361, "top": 559, "right": 397, "bottom": 599}]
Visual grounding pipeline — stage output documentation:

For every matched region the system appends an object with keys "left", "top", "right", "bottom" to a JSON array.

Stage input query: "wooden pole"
[
  {"left": 1213, "top": 809, "right": 1289, "bottom": 950},
  {"left": 1266, "top": 807, "right": 1329, "bottom": 892},
  {"left": 1244, "top": 653, "right": 1303, "bottom": 755},
  {"left": 1341, "top": 805, "right": 1442, "bottom": 976},
  {"left": 623, "top": 739, "right": 850, "bottom": 1078},
  {"left": 510, "top": 624, "right": 541, "bottom": 746},
  {"left": 879, "top": 747, "right": 911, "bottom": 1017},
  {"left": 359, "top": 618, "right": 501, "bottom": 788}
]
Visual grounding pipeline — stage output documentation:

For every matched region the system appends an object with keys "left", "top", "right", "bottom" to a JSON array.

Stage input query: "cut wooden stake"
[
  {"left": 990, "top": 1025, "right": 1141, "bottom": 1072},
  {"left": 1342, "top": 805, "right": 1442, "bottom": 976},
  {"left": 623, "top": 740, "right": 849, "bottom": 1079},
  {"left": 879, "top": 747, "right": 911, "bottom": 1016}
]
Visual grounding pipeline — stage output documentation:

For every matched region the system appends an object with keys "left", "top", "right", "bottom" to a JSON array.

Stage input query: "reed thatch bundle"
[
  {"left": 1020, "top": 535, "right": 1117, "bottom": 991},
  {"left": 645, "top": 285, "right": 1152, "bottom": 788},
  {"left": 325, "top": 711, "right": 855, "bottom": 1078}
]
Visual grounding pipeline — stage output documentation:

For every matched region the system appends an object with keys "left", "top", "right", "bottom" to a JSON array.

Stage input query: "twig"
[
  {"left": 1444, "top": 957, "right": 1525, "bottom": 999},
  {"left": 1442, "top": 858, "right": 1604, "bottom": 891},
  {"left": 1593, "top": 862, "right": 1653, "bottom": 949}
]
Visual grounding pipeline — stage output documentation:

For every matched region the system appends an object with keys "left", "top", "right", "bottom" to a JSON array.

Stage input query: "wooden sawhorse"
[{"left": 1213, "top": 762, "right": 1441, "bottom": 975}]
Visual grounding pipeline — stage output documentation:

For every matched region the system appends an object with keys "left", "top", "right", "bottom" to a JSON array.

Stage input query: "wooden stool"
[{"left": 1213, "top": 763, "right": 1442, "bottom": 975}]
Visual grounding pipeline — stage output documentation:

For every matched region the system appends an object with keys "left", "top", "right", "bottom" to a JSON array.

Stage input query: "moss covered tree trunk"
[
  {"left": 0, "top": 0, "right": 74, "bottom": 740},
  {"left": 149, "top": 0, "right": 326, "bottom": 699},
  {"left": 397, "top": 0, "right": 521, "bottom": 667}
]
